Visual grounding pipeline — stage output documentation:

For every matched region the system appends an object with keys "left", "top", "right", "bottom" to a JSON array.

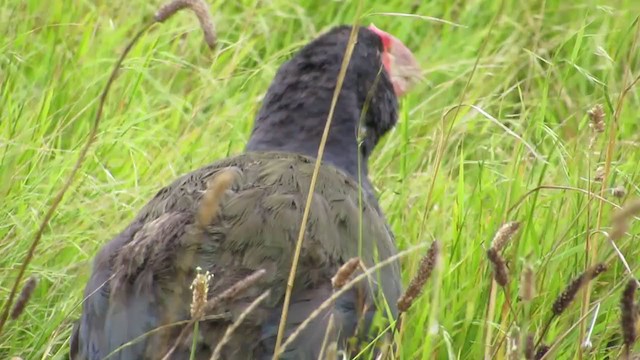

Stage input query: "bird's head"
[
  {"left": 249, "top": 23, "right": 420, "bottom": 169},
  {"left": 366, "top": 23, "right": 421, "bottom": 97},
  {"left": 310, "top": 24, "right": 420, "bottom": 152}
]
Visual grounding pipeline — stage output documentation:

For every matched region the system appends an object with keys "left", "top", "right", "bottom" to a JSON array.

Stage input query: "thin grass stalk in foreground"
[
  {"left": 277, "top": 242, "right": 430, "bottom": 356},
  {"left": 210, "top": 290, "right": 271, "bottom": 360},
  {"left": 506, "top": 184, "right": 623, "bottom": 217},
  {"left": 272, "top": 14, "right": 363, "bottom": 358},
  {"left": 0, "top": 0, "right": 217, "bottom": 337}
]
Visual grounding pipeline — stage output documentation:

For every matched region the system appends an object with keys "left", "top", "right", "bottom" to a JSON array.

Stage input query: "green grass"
[{"left": 2, "top": 0, "right": 640, "bottom": 358}]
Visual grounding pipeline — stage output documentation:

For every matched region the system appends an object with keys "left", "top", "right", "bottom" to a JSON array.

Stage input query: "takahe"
[{"left": 70, "top": 24, "right": 419, "bottom": 360}]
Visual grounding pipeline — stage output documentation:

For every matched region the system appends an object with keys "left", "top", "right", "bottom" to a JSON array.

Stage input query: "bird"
[{"left": 70, "top": 23, "right": 420, "bottom": 360}]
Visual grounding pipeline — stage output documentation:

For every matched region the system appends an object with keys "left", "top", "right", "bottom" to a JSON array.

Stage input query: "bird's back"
[{"left": 71, "top": 151, "right": 401, "bottom": 360}]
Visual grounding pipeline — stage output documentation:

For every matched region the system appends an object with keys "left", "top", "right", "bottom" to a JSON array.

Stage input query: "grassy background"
[{"left": 2, "top": 0, "right": 640, "bottom": 358}]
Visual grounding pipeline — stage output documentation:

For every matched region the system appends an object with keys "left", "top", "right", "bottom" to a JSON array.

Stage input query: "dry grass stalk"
[
  {"left": 190, "top": 267, "right": 212, "bottom": 319},
  {"left": 197, "top": 168, "right": 238, "bottom": 229},
  {"left": 210, "top": 290, "right": 271, "bottom": 360},
  {"left": 621, "top": 278, "right": 638, "bottom": 357},
  {"left": 397, "top": 240, "right": 440, "bottom": 312},
  {"left": 486, "top": 248, "right": 509, "bottom": 287},
  {"left": 610, "top": 199, "right": 640, "bottom": 241},
  {"left": 552, "top": 263, "right": 607, "bottom": 316},
  {"left": 154, "top": 0, "right": 217, "bottom": 49},
  {"left": 316, "top": 314, "right": 335, "bottom": 360},
  {"left": 204, "top": 269, "right": 266, "bottom": 313},
  {"left": 491, "top": 221, "right": 520, "bottom": 252},
  {"left": 520, "top": 265, "right": 535, "bottom": 302},
  {"left": 10, "top": 276, "right": 38, "bottom": 320},
  {"left": 332, "top": 257, "right": 360, "bottom": 290}
]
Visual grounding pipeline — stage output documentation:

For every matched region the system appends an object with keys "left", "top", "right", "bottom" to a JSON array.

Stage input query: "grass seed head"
[
  {"left": 588, "top": 104, "right": 606, "bottom": 133},
  {"left": 520, "top": 264, "right": 535, "bottom": 302},
  {"left": 594, "top": 166, "right": 605, "bottom": 182},
  {"left": 524, "top": 333, "right": 535, "bottom": 360},
  {"left": 332, "top": 257, "right": 361, "bottom": 290},
  {"left": 610, "top": 199, "right": 640, "bottom": 240},
  {"left": 397, "top": 240, "right": 440, "bottom": 312},
  {"left": 196, "top": 168, "right": 238, "bottom": 229},
  {"left": 10, "top": 276, "right": 38, "bottom": 320},
  {"left": 490, "top": 221, "right": 520, "bottom": 252},
  {"left": 190, "top": 266, "right": 212, "bottom": 319},
  {"left": 612, "top": 185, "right": 627, "bottom": 199},
  {"left": 552, "top": 263, "right": 607, "bottom": 316},
  {"left": 621, "top": 278, "right": 638, "bottom": 348},
  {"left": 486, "top": 247, "right": 509, "bottom": 287},
  {"left": 534, "top": 344, "right": 550, "bottom": 360}
]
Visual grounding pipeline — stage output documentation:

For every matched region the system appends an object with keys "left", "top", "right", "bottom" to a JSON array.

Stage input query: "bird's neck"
[{"left": 245, "top": 99, "right": 372, "bottom": 189}]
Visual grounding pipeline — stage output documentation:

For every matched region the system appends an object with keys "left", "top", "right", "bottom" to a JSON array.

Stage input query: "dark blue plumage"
[{"left": 71, "top": 24, "right": 417, "bottom": 360}]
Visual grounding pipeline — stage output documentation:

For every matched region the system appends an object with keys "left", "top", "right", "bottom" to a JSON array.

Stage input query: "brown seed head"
[
  {"left": 10, "top": 276, "right": 38, "bottom": 320},
  {"left": 154, "top": 0, "right": 217, "bottom": 49},
  {"left": 610, "top": 199, "right": 640, "bottom": 241},
  {"left": 588, "top": 104, "right": 606, "bottom": 133},
  {"left": 552, "top": 263, "right": 607, "bottom": 316},
  {"left": 594, "top": 166, "right": 605, "bottom": 182},
  {"left": 524, "top": 333, "right": 535, "bottom": 360},
  {"left": 490, "top": 221, "right": 520, "bottom": 252},
  {"left": 621, "top": 278, "right": 638, "bottom": 347},
  {"left": 397, "top": 240, "right": 440, "bottom": 312},
  {"left": 486, "top": 247, "right": 509, "bottom": 287},
  {"left": 534, "top": 344, "right": 550, "bottom": 360},
  {"left": 520, "top": 264, "right": 535, "bottom": 302},
  {"left": 331, "top": 257, "right": 360, "bottom": 290},
  {"left": 612, "top": 185, "right": 627, "bottom": 199}
]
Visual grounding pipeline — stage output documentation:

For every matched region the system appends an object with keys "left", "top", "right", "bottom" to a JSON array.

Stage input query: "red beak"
[{"left": 368, "top": 24, "right": 421, "bottom": 97}]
